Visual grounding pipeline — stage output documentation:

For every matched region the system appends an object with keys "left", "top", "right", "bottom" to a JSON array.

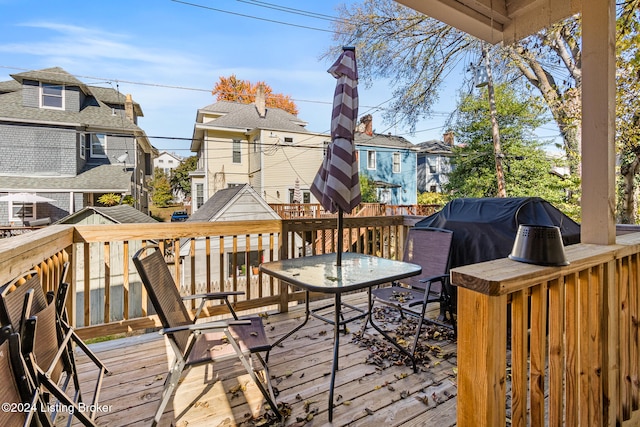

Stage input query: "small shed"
[
  {"left": 188, "top": 184, "right": 280, "bottom": 223},
  {"left": 179, "top": 184, "right": 294, "bottom": 291},
  {"left": 57, "top": 205, "right": 157, "bottom": 326}
]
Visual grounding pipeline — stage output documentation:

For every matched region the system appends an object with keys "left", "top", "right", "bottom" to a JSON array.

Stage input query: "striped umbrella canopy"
[
  {"left": 310, "top": 47, "right": 361, "bottom": 215},
  {"left": 293, "top": 178, "right": 302, "bottom": 203}
]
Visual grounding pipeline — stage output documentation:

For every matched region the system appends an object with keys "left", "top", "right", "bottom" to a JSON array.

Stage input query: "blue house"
[{"left": 354, "top": 115, "right": 418, "bottom": 205}]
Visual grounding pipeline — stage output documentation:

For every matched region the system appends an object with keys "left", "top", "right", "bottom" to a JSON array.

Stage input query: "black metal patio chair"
[
  {"left": 0, "top": 325, "right": 51, "bottom": 427},
  {"left": 132, "top": 245, "right": 282, "bottom": 427},
  {"left": 362, "top": 226, "right": 456, "bottom": 371},
  {"left": 0, "top": 270, "right": 108, "bottom": 426}
]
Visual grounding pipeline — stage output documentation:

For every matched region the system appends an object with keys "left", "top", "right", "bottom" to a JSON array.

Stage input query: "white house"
[
  {"left": 189, "top": 88, "right": 330, "bottom": 212},
  {"left": 153, "top": 151, "right": 182, "bottom": 176}
]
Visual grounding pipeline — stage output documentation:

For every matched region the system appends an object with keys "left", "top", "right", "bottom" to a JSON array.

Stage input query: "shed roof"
[{"left": 56, "top": 204, "right": 157, "bottom": 224}]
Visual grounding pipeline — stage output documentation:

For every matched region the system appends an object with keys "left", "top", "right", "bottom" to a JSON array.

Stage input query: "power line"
[
  {"left": 170, "top": 0, "right": 343, "bottom": 34},
  {"left": 235, "top": 0, "right": 348, "bottom": 23}
]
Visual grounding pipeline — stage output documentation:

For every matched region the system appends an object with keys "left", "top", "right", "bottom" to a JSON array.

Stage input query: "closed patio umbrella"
[
  {"left": 293, "top": 178, "right": 302, "bottom": 203},
  {"left": 310, "top": 46, "right": 361, "bottom": 265}
]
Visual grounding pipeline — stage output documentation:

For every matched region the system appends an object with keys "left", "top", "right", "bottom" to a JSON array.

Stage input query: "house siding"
[
  {"left": 0, "top": 67, "right": 154, "bottom": 224},
  {"left": 417, "top": 153, "right": 453, "bottom": 193},
  {"left": 65, "top": 85, "right": 81, "bottom": 113},
  {"left": 358, "top": 145, "right": 417, "bottom": 205},
  {"left": 22, "top": 80, "right": 39, "bottom": 108},
  {"left": 260, "top": 133, "right": 325, "bottom": 204},
  {"left": 0, "top": 123, "right": 77, "bottom": 175}
]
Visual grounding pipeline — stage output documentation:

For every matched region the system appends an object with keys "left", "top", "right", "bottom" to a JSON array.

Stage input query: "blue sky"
[
  {"left": 0, "top": 0, "right": 463, "bottom": 157},
  {"left": 1, "top": 0, "right": 562, "bottom": 157}
]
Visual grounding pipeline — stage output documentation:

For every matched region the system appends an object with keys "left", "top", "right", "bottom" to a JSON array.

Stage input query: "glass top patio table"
[
  {"left": 259, "top": 252, "right": 421, "bottom": 422},
  {"left": 259, "top": 252, "right": 422, "bottom": 293}
]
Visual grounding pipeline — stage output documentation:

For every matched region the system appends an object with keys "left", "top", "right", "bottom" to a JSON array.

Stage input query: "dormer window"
[{"left": 40, "top": 83, "right": 64, "bottom": 109}]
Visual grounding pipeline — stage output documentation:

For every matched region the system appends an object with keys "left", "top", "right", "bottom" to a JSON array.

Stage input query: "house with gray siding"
[
  {"left": 0, "top": 67, "right": 155, "bottom": 225},
  {"left": 416, "top": 132, "right": 456, "bottom": 193}
]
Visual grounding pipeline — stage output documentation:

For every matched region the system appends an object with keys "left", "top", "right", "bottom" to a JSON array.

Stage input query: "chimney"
[
  {"left": 443, "top": 131, "right": 455, "bottom": 146},
  {"left": 255, "top": 84, "right": 266, "bottom": 118},
  {"left": 125, "top": 94, "right": 136, "bottom": 124},
  {"left": 358, "top": 114, "right": 373, "bottom": 136}
]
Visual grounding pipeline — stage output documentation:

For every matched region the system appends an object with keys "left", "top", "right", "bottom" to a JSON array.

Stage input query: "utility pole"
[{"left": 482, "top": 43, "right": 507, "bottom": 197}]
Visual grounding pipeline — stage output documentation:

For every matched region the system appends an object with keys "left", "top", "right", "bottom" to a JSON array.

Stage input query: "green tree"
[
  {"left": 171, "top": 156, "right": 198, "bottom": 198},
  {"left": 329, "top": 1, "right": 639, "bottom": 220},
  {"left": 359, "top": 175, "right": 378, "bottom": 203},
  {"left": 150, "top": 168, "right": 173, "bottom": 207},
  {"left": 616, "top": 3, "right": 640, "bottom": 222},
  {"left": 445, "top": 84, "right": 579, "bottom": 219}
]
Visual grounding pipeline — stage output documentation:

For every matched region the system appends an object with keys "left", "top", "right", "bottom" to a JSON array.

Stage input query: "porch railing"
[
  {"left": 0, "top": 216, "right": 409, "bottom": 340},
  {"left": 452, "top": 232, "right": 640, "bottom": 426},
  {"left": 3, "top": 218, "right": 640, "bottom": 425},
  {"left": 269, "top": 202, "right": 440, "bottom": 219}
]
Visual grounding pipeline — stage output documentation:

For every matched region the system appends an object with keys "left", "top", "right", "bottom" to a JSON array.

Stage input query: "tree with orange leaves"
[{"left": 212, "top": 75, "right": 299, "bottom": 116}]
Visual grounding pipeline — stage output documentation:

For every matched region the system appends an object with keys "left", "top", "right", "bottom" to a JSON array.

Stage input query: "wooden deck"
[{"left": 61, "top": 292, "right": 458, "bottom": 426}]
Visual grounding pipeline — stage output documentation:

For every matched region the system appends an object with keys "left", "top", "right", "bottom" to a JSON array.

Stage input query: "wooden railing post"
[
  {"left": 278, "top": 219, "right": 289, "bottom": 313},
  {"left": 457, "top": 287, "right": 507, "bottom": 427}
]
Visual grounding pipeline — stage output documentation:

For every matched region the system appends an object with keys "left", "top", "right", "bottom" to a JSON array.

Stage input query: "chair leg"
[
  {"left": 366, "top": 301, "right": 418, "bottom": 372},
  {"left": 225, "top": 331, "right": 282, "bottom": 421},
  {"left": 152, "top": 358, "right": 186, "bottom": 427}
]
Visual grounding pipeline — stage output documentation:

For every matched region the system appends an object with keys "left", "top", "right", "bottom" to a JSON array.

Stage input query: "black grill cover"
[{"left": 414, "top": 197, "right": 580, "bottom": 268}]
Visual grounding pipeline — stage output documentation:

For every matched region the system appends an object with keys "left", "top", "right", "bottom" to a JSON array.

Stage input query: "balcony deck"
[{"left": 64, "top": 292, "right": 458, "bottom": 427}]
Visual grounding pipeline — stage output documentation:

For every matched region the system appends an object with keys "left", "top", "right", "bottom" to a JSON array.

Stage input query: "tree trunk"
[{"left": 619, "top": 155, "right": 640, "bottom": 223}]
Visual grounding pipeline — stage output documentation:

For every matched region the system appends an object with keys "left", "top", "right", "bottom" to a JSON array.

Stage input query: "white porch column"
[
  {"left": 68, "top": 191, "right": 74, "bottom": 214},
  {"left": 580, "top": 0, "right": 616, "bottom": 244}
]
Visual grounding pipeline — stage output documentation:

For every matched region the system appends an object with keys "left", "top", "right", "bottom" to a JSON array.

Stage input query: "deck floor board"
[{"left": 61, "top": 291, "right": 458, "bottom": 426}]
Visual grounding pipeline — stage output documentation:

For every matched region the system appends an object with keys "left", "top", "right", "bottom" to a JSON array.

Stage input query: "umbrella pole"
[{"left": 337, "top": 208, "right": 343, "bottom": 266}]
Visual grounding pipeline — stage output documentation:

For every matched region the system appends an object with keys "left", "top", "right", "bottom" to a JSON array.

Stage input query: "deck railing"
[
  {"left": 452, "top": 232, "right": 640, "bottom": 426},
  {"left": 0, "top": 216, "right": 409, "bottom": 340},
  {"left": 3, "top": 218, "right": 640, "bottom": 425},
  {"left": 270, "top": 202, "right": 440, "bottom": 219}
]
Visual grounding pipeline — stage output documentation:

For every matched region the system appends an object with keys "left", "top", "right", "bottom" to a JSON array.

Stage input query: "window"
[
  {"left": 90, "top": 133, "right": 107, "bottom": 158},
  {"left": 41, "top": 83, "right": 63, "bottom": 109},
  {"left": 323, "top": 141, "right": 330, "bottom": 156},
  {"left": 158, "top": 159, "right": 164, "bottom": 163},
  {"left": 232, "top": 139, "right": 241, "bottom": 163},
  {"left": 228, "top": 250, "right": 263, "bottom": 277},
  {"left": 392, "top": 152, "right": 401, "bottom": 173},
  {"left": 10, "top": 202, "right": 34, "bottom": 223},
  {"left": 429, "top": 163, "right": 437, "bottom": 174},
  {"left": 195, "top": 183, "right": 204, "bottom": 210},
  {"left": 284, "top": 137, "right": 293, "bottom": 144},
  {"left": 288, "top": 189, "right": 311, "bottom": 203},
  {"left": 367, "top": 150, "right": 376, "bottom": 170},
  {"left": 79, "top": 134, "right": 86, "bottom": 160},
  {"left": 430, "top": 185, "right": 437, "bottom": 192}
]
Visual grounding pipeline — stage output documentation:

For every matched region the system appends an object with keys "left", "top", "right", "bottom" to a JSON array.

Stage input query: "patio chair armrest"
[
  {"left": 182, "top": 291, "right": 244, "bottom": 302},
  {"left": 417, "top": 274, "right": 448, "bottom": 286},
  {"left": 161, "top": 319, "right": 251, "bottom": 335}
]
